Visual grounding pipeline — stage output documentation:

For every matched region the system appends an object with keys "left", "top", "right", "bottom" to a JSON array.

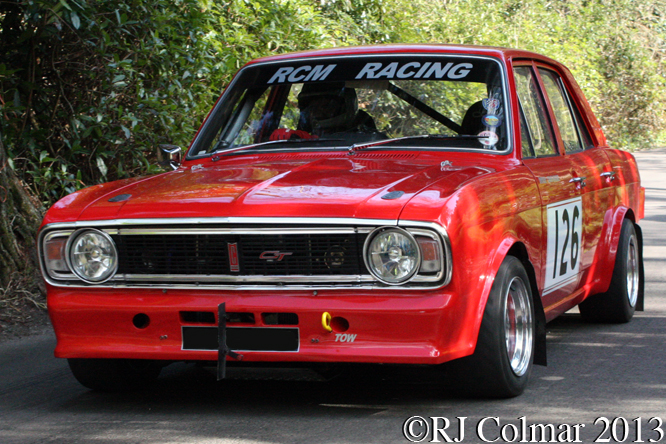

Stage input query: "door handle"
[
  {"left": 569, "top": 177, "right": 587, "bottom": 187},
  {"left": 600, "top": 171, "right": 616, "bottom": 181}
]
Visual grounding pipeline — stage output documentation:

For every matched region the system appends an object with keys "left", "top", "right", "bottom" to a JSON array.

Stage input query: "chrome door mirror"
[{"left": 159, "top": 144, "right": 182, "bottom": 170}]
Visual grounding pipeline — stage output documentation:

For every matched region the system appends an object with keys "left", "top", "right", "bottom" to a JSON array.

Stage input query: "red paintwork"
[{"left": 40, "top": 45, "right": 644, "bottom": 366}]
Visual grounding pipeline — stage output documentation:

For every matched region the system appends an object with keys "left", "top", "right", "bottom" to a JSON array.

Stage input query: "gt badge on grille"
[{"left": 259, "top": 251, "right": 293, "bottom": 262}]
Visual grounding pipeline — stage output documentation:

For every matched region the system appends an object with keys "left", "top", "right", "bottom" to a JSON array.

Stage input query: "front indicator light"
[
  {"left": 416, "top": 236, "right": 442, "bottom": 273},
  {"left": 67, "top": 229, "right": 118, "bottom": 283},
  {"left": 364, "top": 227, "right": 420, "bottom": 285},
  {"left": 43, "top": 236, "right": 68, "bottom": 276}
]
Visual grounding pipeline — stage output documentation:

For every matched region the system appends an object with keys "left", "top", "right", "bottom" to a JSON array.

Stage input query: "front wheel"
[
  {"left": 579, "top": 219, "right": 640, "bottom": 323},
  {"left": 68, "top": 358, "right": 162, "bottom": 392},
  {"left": 450, "top": 256, "right": 535, "bottom": 398}
]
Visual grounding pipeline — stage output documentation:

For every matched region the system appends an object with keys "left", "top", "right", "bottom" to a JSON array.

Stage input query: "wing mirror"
[{"left": 159, "top": 144, "right": 182, "bottom": 170}]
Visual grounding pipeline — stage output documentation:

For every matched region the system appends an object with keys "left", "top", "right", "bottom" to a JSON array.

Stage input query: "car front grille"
[{"left": 113, "top": 232, "right": 368, "bottom": 277}]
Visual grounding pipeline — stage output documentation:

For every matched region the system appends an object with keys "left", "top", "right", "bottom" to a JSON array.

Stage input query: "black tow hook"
[{"left": 217, "top": 302, "right": 243, "bottom": 380}]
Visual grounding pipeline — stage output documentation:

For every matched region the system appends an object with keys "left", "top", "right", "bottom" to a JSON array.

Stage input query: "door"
[
  {"left": 514, "top": 64, "right": 586, "bottom": 315},
  {"left": 536, "top": 67, "right": 615, "bottom": 304}
]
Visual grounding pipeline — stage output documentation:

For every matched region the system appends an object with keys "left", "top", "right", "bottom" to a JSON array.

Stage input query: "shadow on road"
[{"left": 44, "top": 311, "right": 666, "bottom": 418}]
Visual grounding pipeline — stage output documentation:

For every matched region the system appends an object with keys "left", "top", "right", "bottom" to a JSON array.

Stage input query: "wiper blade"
[
  {"left": 347, "top": 134, "right": 482, "bottom": 155},
  {"left": 211, "top": 138, "right": 344, "bottom": 161}
]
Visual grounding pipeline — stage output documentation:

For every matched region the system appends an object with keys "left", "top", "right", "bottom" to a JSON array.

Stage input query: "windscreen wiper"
[
  {"left": 347, "top": 134, "right": 482, "bottom": 156},
  {"left": 211, "top": 138, "right": 344, "bottom": 161}
]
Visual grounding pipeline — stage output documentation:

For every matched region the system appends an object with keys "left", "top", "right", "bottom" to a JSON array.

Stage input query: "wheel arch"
[{"left": 593, "top": 207, "right": 644, "bottom": 311}]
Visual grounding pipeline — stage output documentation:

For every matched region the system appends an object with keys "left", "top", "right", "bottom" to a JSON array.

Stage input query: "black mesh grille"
[
  {"left": 114, "top": 232, "right": 368, "bottom": 277},
  {"left": 115, "top": 234, "right": 231, "bottom": 275}
]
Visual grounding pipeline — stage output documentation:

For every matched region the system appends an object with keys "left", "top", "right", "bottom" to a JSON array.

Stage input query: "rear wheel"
[
  {"left": 579, "top": 219, "right": 639, "bottom": 323},
  {"left": 68, "top": 358, "right": 162, "bottom": 392},
  {"left": 451, "top": 256, "right": 535, "bottom": 398}
]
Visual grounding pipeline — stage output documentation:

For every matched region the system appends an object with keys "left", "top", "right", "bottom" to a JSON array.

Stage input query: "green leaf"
[
  {"left": 96, "top": 157, "right": 108, "bottom": 177},
  {"left": 39, "top": 151, "right": 55, "bottom": 163},
  {"left": 71, "top": 12, "right": 81, "bottom": 29}
]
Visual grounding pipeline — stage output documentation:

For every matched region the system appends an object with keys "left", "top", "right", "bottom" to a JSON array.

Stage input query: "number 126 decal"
[{"left": 544, "top": 197, "right": 583, "bottom": 295}]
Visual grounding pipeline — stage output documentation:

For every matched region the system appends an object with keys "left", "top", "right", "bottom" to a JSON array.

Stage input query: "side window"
[
  {"left": 538, "top": 69, "right": 583, "bottom": 153},
  {"left": 513, "top": 66, "right": 557, "bottom": 157}
]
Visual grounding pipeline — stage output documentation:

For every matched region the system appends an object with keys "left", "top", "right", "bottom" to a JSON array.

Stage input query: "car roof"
[{"left": 245, "top": 44, "right": 561, "bottom": 67}]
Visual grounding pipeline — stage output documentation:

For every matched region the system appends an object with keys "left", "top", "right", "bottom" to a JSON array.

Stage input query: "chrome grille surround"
[{"left": 38, "top": 217, "right": 452, "bottom": 290}]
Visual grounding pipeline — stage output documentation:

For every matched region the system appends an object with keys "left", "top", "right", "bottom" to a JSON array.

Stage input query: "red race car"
[{"left": 38, "top": 45, "right": 644, "bottom": 397}]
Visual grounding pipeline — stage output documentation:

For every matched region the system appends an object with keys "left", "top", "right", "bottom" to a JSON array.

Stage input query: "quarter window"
[
  {"left": 519, "top": 108, "right": 534, "bottom": 158},
  {"left": 571, "top": 103, "right": 594, "bottom": 149}
]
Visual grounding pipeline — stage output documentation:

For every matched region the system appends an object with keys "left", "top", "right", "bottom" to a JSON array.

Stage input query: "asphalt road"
[{"left": 2, "top": 148, "right": 666, "bottom": 444}]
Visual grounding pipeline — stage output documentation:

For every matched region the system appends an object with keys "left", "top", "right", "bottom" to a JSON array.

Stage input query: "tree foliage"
[
  {"left": 1, "top": 0, "right": 665, "bottom": 208},
  {"left": 397, "top": 0, "right": 666, "bottom": 149}
]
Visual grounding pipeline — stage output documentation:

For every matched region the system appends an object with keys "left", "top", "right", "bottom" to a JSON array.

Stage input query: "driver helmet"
[{"left": 297, "top": 82, "right": 358, "bottom": 131}]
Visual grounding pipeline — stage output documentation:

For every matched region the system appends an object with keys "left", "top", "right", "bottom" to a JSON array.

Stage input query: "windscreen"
[{"left": 189, "top": 55, "right": 508, "bottom": 157}]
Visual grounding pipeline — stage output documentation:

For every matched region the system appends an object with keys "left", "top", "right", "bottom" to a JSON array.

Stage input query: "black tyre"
[
  {"left": 579, "top": 219, "right": 640, "bottom": 323},
  {"left": 68, "top": 358, "right": 162, "bottom": 392},
  {"left": 450, "top": 256, "right": 535, "bottom": 398}
]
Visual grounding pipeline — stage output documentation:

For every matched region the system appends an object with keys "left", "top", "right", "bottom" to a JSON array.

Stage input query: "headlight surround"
[
  {"left": 66, "top": 229, "right": 118, "bottom": 283},
  {"left": 364, "top": 227, "right": 421, "bottom": 285}
]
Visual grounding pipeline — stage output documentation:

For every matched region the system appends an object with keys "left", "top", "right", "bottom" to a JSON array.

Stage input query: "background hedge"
[{"left": 2, "top": 0, "right": 664, "bottom": 206}]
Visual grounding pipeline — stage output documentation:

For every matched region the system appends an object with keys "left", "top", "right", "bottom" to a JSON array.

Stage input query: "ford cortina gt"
[{"left": 38, "top": 44, "right": 644, "bottom": 397}]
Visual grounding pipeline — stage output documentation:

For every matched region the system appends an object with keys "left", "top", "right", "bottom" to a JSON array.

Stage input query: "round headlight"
[
  {"left": 364, "top": 227, "right": 421, "bottom": 285},
  {"left": 67, "top": 229, "right": 118, "bottom": 283}
]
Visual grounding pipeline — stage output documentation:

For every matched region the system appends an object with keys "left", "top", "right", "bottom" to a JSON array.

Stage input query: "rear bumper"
[{"left": 47, "top": 286, "right": 473, "bottom": 365}]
